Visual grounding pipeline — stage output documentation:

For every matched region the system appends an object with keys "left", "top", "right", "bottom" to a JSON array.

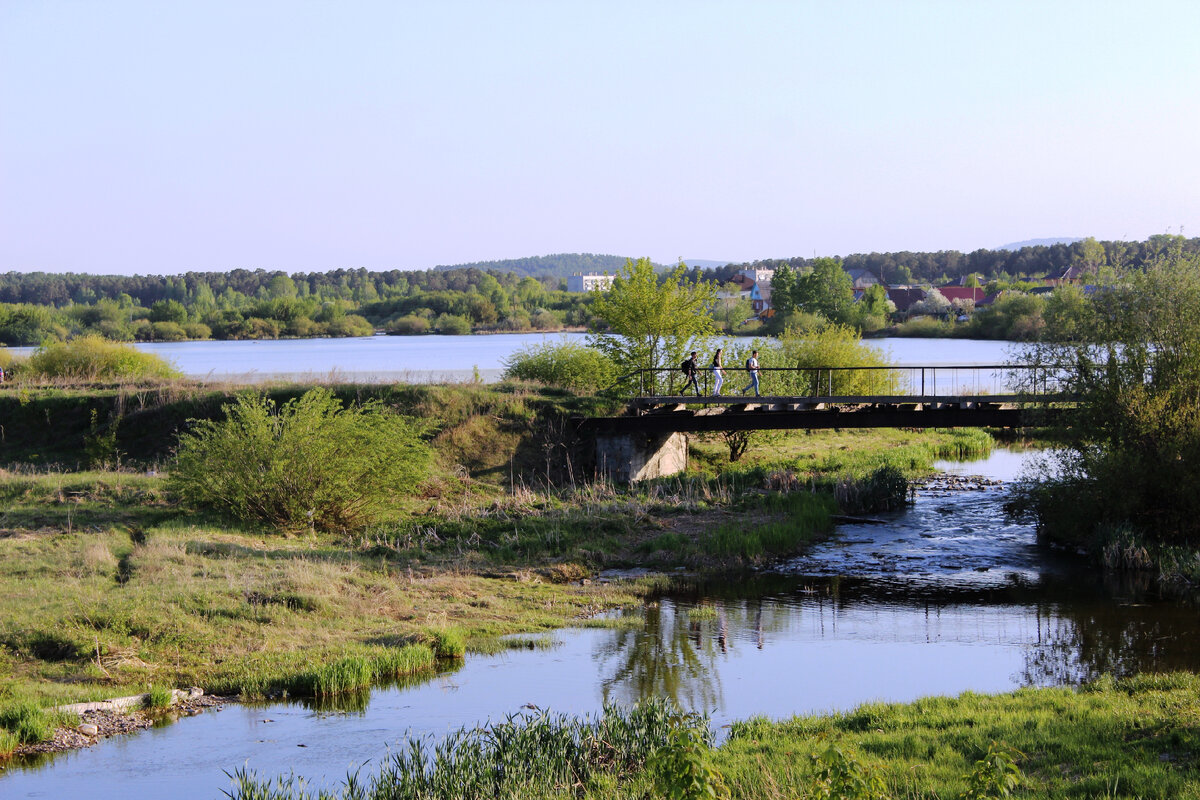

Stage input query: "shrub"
[
  {"left": 435, "top": 313, "right": 472, "bottom": 335},
  {"left": 171, "top": 388, "right": 432, "bottom": 534},
  {"left": 26, "top": 335, "right": 180, "bottom": 381},
  {"left": 326, "top": 314, "right": 374, "bottom": 337},
  {"left": 502, "top": 339, "right": 618, "bottom": 392},
  {"left": 149, "top": 321, "right": 187, "bottom": 341},
  {"left": 385, "top": 315, "right": 432, "bottom": 335},
  {"left": 182, "top": 322, "right": 212, "bottom": 340}
]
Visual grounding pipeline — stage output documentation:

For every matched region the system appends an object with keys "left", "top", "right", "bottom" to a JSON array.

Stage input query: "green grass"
[
  {"left": 425, "top": 628, "right": 466, "bottom": 659},
  {"left": 222, "top": 675, "right": 1200, "bottom": 799},
  {"left": 714, "top": 673, "right": 1200, "bottom": 799},
  {"left": 144, "top": 684, "right": 173, "bottom": 709},
  {"left": 0, "top": 700, "right": 73, "bottom": 745}
]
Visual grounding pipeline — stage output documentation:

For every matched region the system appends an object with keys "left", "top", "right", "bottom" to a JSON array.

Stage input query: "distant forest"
[
  {"left": 431, "top": 253, "right": 633, "bottom": 279},
  {"left": 1, "top": 236, "right": 1196, "bottom": 346},
  {"left": 707, "top": 235, "right": 1200, "bottom": 286}
]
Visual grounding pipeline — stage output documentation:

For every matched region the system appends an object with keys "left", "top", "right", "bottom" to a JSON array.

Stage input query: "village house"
[{"left": 566, "top": 273, "right": 615, "bottom": 292}]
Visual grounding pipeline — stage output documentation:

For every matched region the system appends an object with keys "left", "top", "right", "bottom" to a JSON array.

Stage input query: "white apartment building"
[{"left": 567, "top": 273, "right": 616, "bottom": 292}]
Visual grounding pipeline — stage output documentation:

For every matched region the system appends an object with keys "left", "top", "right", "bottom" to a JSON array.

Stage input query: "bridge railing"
[{"left": 624, "top": 364, "right": 1071, "bottom": 399}]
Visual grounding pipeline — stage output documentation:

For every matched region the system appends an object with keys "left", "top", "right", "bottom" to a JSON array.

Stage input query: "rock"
[{"left": 77, "top": 723, "right": 99, "bottom": 736}]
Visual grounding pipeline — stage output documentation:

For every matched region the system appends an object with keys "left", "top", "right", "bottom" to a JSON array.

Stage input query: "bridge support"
[{"left": 595, "top": 431, "right": 688, "bottom": 483}]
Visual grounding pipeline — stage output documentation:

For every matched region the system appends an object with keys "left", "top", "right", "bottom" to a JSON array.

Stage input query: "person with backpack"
[
  {"left": 711, "top": 348, "right": 724, "bottom": 395},
  {"left": 742, "top": 349, "right": 761, "bottom": 397},
  {"left": 680, "top": 351, "right": 700, "bottom": 395}
]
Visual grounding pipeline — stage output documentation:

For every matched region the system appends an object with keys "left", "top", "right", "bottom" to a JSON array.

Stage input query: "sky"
[{"left": 2, "top": 1, "right": 1199, "bottom": 275}]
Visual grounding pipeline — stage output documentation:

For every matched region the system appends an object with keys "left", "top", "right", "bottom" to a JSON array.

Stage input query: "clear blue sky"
[{"left": 3, "top": 1, "right": 1198, "bottom": 275}]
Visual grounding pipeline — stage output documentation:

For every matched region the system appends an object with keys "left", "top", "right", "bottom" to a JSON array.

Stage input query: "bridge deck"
[
  {"left": 578, "top": 394, "right": 1062, "bottom": 434},
  {"left": 634, "top": 394, "right": 1027, "bottom": 407}
]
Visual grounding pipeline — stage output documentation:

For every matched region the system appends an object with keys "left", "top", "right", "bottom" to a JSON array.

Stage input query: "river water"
[
  {"left": 5, "top": 448, "right": 1198, "bottom": 798},
  {"left": 6, "top": 335, "right": 1021, "bottom": 383}
]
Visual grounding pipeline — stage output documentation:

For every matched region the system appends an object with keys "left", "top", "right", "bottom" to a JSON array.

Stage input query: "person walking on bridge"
[
  {"left": 681, "top": 350, "right": 701, "bottom": 395},
  {"left": 711, "top": 348, "right": 725, "bottom": 395},
  {"left": 742, "top": 350, "right": 761, "bottom": 397}
]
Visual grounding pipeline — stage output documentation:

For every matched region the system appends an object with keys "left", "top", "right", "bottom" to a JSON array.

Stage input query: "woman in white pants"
[{"left": 711, "top": 348, "right": 724, "bottom": 395}]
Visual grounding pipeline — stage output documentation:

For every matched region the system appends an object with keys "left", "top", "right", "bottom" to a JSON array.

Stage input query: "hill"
[
  {"left": 431, "top": 253, "right": 638, "bottom": 279},
  {"left": 997, "top": 237, "right": 1083, "bottom": 250}
]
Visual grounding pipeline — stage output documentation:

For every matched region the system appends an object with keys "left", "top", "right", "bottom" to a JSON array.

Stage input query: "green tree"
[
  {"left": 149, "top": 299, "right": 188, "bottom": 324},
  {"left": 769, "top": 264, "right": 798, "bottom": 316},
  {"left": 589, "top": 258, "right": 716, "bottom": 393},
  {"left": 793, "top": 257, "right": 854, "bottom": 324},
  {"left": 1014, "top": 248, "right": 1200, "bottom": 549}
]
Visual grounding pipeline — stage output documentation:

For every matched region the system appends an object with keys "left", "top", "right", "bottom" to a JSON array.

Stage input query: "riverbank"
[
  {"left": 0, "top": 380, "right": 995, "bottom": 759},
  {"left": 225, "top": 673, "right": 1200, "bottom": 798}
]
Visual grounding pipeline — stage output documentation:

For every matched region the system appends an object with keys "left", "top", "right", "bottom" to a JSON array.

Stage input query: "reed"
[{"left": 227, "top": 699, "right": 694, "bottom": 800}]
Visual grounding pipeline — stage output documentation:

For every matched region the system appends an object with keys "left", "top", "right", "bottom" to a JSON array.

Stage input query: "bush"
[
  {"left": 326, "top": 314, "right": 374, "bottom": 337},
  {"left": 385, "top": 315, "right": 431, "bottom": 335},
  {"left": 149, "top": 321, "right": 187, "bottom": 341},
  {"left": 26, "top": 335, "right": 180, "bottom": 381},
  {"left": 182, "top": 322, "right": 212, "bottom": 340},
  {"left": 502, "top": 340, "right": 618, "bottom": 392},
  {"left": 171, "top": 388, "right": 432, "bottom": 534},
  {"left": 757, "top": 324, "right": 897, "bottom": 396},
  {"left": 434, "top": 314, "right": 472, "bottom": 335}
]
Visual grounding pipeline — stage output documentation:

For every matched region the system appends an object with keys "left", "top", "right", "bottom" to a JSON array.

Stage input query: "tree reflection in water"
[
  {"left": 595, "top": 602, "right": 726, "bottom": 710},
  {"left": 593, "top": 572, "right": 1200, "bottom": 712}
]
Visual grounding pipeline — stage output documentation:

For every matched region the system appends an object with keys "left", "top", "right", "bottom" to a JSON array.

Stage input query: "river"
[
  {"left": 6, "top": 335, "right": 1022, "bottom": 383},
  {"left": 5, "top": 448, "right": 1197, "bottom": 798}
]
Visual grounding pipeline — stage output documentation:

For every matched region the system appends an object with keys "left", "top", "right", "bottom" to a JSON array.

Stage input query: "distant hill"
[
  {"left": 431, "top": 253, "right": 637, "bottom": 280},
  {"left": 681, "top": 258, "right": 733, "bottom": 269},
  {"left": 997, "top": 237, "right": 1083, "bottom": 251}
]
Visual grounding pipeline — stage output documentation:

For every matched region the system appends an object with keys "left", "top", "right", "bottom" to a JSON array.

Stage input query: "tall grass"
[
  {"left": 0, "top": 700, "right": 73, "bottom": 746},
  {"left": 144, "top": 684, "right": 174, "bottom": 709},
  {"left": 208, "top": 645, "right": 436, "bottom": 700},
  {"left": 704, "top": 492, "right": 837, "bottom": 560},
  {"left": 227, "top": 699, "right": 693, "bottom": 800}
]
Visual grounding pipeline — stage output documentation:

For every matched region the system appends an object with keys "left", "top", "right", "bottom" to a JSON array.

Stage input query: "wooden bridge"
[{"left": 577, "top": 365, "right": 1068, "bottom": 481}]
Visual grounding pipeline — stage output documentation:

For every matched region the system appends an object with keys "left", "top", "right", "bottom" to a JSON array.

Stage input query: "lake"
[{"left": 7, "top": 335, "right": 1023, "bottom": 383}]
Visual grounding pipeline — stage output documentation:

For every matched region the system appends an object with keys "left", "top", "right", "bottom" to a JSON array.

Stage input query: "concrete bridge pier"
[{"left": 595, "top": 431, "right": 688, "bottom": 483}]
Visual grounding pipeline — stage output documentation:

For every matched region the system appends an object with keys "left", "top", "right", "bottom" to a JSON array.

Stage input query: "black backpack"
[{"left": 680, "top": 359, "right": 691, "bottom": 374}]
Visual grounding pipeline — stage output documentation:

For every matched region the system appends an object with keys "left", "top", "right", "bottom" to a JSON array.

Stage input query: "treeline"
[
  {"left": 0, "top": 267, "right": 599, "bottom": 345},
  {"left": 715, "top": 235, "right": 1200, "bottom": 286},
  {"left": 431, "top": 252, "right": 632, "bottom": 279}
]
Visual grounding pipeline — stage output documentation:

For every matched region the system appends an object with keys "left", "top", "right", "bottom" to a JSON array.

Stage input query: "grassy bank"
[
  {"left": 226, "top": 673, "right": 1200, "bottom": 799},
  {"left": 0, "top": 381, "right": 1002, "bottom": 755}
]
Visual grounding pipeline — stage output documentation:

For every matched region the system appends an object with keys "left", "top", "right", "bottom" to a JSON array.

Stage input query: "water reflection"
[
  {"left": 592, "top": 571, "right": 1200, "bottom": 715},
  {"left": 10, "top": 448, "right": 1200, "bottom": 799},
  {"left": 596, "top": 604, "right": 725, "bottom": 709}
]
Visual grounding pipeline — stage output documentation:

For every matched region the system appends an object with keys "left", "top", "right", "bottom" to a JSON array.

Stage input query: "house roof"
[
  {"left": 937, "top": 287, "right": 986, "bottom": 303},
  {"left": 845, "top": 268, "right": 883, "bottom": 286},
  {"left": 886, "top": 287, "right": 927, "bottom": 312}
]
